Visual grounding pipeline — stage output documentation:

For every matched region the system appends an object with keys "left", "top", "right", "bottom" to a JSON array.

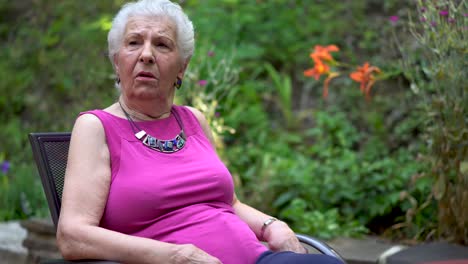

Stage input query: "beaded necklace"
[{"left": 119, "top": 101, "right": 186, "bottom": 153}]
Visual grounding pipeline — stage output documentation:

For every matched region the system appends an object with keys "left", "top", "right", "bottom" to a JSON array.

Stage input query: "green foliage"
[
  {"left": 399, "top": 0, "right": 468, "bottom": 244},
  {"left": 185, "top": 0, "right": 403, "bottom": 73},
  {"left": 0, "top": 0, "right": 121, "bottom": 220},
  {"left": 0, "top": 161, "right": 48, "bottom": 220},
  {"left": 281, "top": 199, "right": 367, "bottom": 240}
]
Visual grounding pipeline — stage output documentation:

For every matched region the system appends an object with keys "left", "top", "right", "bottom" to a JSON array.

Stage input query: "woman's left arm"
[
  {"left": 232, "top": 195, "right": 306, "bottom": 253},
  {"left": 188, "top": 106, "right": 306, "bottom": 253}
]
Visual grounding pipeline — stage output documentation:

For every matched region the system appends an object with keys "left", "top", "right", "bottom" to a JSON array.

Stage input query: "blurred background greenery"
[{"left": 0, "top": 0, "right": 466, "bottom": 244}]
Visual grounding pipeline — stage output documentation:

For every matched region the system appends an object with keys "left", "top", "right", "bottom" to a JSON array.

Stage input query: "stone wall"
[
  {"left": 20, "top": 218, "right": 61, "bottom": 264},
  {"left": 0, "top": 221, "right": 27, "bottom": 264}
]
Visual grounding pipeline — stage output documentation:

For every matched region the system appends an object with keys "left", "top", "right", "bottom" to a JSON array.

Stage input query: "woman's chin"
[{"left": 134, "top": 90, "right": 170, "bottom": 102}]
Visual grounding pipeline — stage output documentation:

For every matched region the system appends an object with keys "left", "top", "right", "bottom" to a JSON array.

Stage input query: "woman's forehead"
[{"left": 124, "top": 16, "right": 176, "bottom": 37}]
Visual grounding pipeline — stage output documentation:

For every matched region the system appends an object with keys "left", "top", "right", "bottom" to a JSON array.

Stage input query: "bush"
[{"left": 399, "top": 0, "right": 468, "bottom": 244}]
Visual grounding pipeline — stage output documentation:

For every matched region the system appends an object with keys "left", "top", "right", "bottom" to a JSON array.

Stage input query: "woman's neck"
[{"left": 118, "top": 97, "right": 172, "bottom": 121}]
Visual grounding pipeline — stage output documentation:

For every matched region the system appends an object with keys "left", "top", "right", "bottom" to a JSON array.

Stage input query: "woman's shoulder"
[
  {"left": 80, "top": 109, "right": 111, "bottom": 119},
  {"left": 73, "top": 112, "right": 105, "bottom": 135}
]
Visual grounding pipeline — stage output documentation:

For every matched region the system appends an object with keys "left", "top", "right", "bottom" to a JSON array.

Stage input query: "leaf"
[{"left": 273, "top": 192, "right": 294, "bottom": 208}]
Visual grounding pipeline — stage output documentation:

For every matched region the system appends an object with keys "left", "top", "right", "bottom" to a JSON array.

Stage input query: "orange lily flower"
[
  {"left": 304, "top": 45, "right": 341, "bottom": 98},
  {"left": 350, "top": 62, "right": 381, "bottom": 99},
  {"left": 304, "top": 58, "right": 330, "bottom": 80},
  {"left": 304, "top": 44, "right": 381, "bottom": 100},
  {"left": 310, "top": 45, "right": 339, "bottom": 62}
]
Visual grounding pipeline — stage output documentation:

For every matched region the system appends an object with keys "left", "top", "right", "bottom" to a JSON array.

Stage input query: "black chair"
[{"left": 29, "top": 132, "right": 345, "bottom": 263}]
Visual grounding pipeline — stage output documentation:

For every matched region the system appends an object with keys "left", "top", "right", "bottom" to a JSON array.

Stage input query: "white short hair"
[{"left": 107, "top": 0, "right": 194, "bottom": 70}]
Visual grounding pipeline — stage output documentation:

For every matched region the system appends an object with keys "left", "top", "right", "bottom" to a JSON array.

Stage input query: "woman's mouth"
[{"left": 136, "top": 71, "right": 157, "bottom": 81}]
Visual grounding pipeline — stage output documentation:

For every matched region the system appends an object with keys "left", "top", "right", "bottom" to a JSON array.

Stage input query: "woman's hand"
[
  {"left": 263, "top": 221, "right": 308, "bottom": 254},
  {"left": 171, "top": 244, "right": 222, "bottom": 264}
]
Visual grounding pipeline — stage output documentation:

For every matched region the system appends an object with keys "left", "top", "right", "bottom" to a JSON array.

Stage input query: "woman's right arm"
[{"left": 57, "top": 114, "right": 221, "bottom": 264}]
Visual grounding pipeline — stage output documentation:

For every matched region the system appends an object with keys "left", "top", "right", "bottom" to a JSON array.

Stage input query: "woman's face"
[{"left": 114, "top": 16, "right": 186, "bottom": 103}]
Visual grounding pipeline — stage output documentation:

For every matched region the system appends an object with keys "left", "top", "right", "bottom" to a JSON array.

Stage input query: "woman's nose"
[{"left": 139, "top": 43, "right": 155, "bottom": 64}]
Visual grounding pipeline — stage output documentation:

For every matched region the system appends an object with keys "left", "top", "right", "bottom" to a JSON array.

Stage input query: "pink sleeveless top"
[{"left": 81, "top": 105, "right": 267, "bottom": 264}]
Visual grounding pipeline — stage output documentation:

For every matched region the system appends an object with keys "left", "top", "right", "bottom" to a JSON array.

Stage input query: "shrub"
[{"left": 399, "top": 0, "right": 468, "bottom": 244}]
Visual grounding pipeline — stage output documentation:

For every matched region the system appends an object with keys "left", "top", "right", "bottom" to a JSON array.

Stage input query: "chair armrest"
[{"left": 295, "top": 233, "right": 346, "bottom": 263}]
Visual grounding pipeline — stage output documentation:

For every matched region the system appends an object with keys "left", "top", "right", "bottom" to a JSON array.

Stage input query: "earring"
[
  {"left": 175, "top": 77, "right": 182, "bottom": 89},
  {"left": 116, "top": 75, "right": 120, "bottom": 84}
]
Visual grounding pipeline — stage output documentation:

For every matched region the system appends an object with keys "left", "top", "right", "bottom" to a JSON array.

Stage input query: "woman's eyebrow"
[
  {"left": 125, "top": 32, "right": 142, "bottom": 37},
  {"left": 155, "top": 35, "right": 175, "bottom": 43}
]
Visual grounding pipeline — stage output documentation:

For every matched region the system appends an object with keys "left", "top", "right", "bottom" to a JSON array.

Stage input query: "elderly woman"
[{"left": 57, "top": 0, "right": 342, "bottom": 263}]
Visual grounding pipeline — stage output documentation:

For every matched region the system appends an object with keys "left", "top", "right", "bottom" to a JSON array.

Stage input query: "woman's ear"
[
  {"left": 177, "top": 59, "right": 190, "bottom": 80},
  {"left": 113, "top": 54, "right": 120, "bottom": 72}
]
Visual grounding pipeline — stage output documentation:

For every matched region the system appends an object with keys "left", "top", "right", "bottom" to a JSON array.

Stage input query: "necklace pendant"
[
  {"left": 135, "top": 130, "right": 147, "bottom": 140},
  {"left": 176, "top": 135, "right": 185, "bottom": 149},
  {"left": 147, "top": 135, "right": 158, "bottom": 148},
  {"left": 164, "top": 140, "right": 173, "bottom": 151}
]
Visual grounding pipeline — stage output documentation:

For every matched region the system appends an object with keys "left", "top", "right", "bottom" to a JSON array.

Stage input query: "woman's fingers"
[{"left": 171, "top": 244, "right": 222, "bottom": 264}]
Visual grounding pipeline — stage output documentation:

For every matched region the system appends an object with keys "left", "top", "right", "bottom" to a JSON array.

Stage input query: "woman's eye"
[{"left": 127, "top": 39, "right": 141, "bottom": 46}]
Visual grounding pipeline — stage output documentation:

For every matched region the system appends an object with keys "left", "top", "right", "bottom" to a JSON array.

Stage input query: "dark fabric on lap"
[{"left": 256, "top": 250, "right": 344, "bottom": 264}]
